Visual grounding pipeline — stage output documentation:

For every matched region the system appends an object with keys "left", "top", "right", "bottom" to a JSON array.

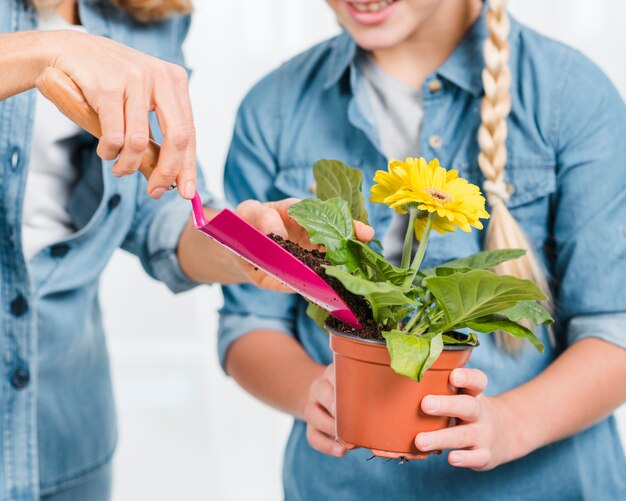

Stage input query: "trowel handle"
[{"left": 35, "top": 67, "right": 159, "bottom": 182}]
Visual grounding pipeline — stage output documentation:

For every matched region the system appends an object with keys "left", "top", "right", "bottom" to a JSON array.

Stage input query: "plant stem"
[
  {"left": 403, "top": 212, "right": 435, "bottom": 287},
  {"left": 401, "top": 208, "right": 418, "bottom": 269},
  {"left": 403, "top": 300, "right": 431, "bottom": 334}
]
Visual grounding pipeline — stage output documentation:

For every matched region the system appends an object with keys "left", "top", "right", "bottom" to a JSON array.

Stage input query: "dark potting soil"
[{"left": 268, "top": 234, "right": 383, "bottom": 341}]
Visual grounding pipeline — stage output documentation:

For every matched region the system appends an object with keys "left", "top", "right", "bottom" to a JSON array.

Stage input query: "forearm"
[
  {"left": 226, "top": 330, "right": 325, "bottom": 420},
  {"left": 0, "top": 31, "right": 62, "bottom": 100},
  {"left": 177, "top": 208, "right": 250, "bottom": 284},
  {"left": 498, "top": 337, "right": 626, "bottom": 460}
]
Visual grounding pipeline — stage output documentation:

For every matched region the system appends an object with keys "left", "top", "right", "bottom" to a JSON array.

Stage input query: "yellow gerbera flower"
[{"left": 371, "top": 157, "right": 490, "bottom": 239}]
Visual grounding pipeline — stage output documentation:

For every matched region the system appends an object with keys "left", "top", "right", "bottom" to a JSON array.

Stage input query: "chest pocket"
[{"left": 503, "top": 161, "right": 557, "bottom": 247}]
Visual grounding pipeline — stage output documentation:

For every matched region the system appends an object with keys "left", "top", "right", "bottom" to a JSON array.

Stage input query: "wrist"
[
  {"left": 294, "top": 362, "right": 326, "bottom": 420},
  {"left": 492, "top": 393, "right": 536, "bottom": 463}
]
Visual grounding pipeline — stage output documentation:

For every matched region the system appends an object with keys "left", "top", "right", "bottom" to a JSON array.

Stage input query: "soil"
[{"left": 268, "top": 234, "right": 383, "bottom": 340}]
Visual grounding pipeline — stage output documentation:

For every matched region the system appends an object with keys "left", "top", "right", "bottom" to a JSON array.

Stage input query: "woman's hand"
[
  {"left": 236, "top": 198, "right": 375, "bottom": 291},
  {"left": 48, "top": 31, "right": 196, "bottom": 199},
  {"left": 415, "top": 368, "right": 523, "bottom": 471},
  {"left": 303, "top": 364, "right": 347, "bottom": 457}
]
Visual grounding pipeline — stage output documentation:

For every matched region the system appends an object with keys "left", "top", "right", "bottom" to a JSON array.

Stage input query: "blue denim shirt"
[
  {"left": 219, "top": 10, "right": 626, "bottom": 501},
  {"left": 0, "top": 2, "right": 211, "bottom": 499}
]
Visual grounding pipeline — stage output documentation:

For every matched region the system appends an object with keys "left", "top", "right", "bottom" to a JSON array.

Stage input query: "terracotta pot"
[{"left": 328, "top": 324, "right": 475, "bottom": 460}]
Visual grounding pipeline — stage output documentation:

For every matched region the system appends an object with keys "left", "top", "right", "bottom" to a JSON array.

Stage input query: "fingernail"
[
  {"left": 449, "top": 453, "right": 464, "bottom": 465},
  {"left": 425, "top": 397, "right": 439, "bottom": 411},
  {"left": 183, "top": 181, "right": 196, "bottom": 199},
  {"left": 151, "top": 187, "right": 166, "bottom": 199},
  {"left": 417, "top": 434, "right": 433, "bottom": 450},
  {"left": 453, "top": 370, "right": 465, "bottom": 386},
  {"left": 333, "top": 444, "right": 345, "bottom": 456}
]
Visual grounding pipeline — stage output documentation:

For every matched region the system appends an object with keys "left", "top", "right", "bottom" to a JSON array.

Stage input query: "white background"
[{"left": 104, "top": 1, "right": 626, "bottom": 499}]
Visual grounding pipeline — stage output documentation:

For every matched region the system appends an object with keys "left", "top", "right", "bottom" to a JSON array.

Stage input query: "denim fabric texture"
[
  {"left": 0, "top": 1, "right": 211, "bottom": 499},
  {"left": 219, "top": 9, "right": 626, "bottom": 501}
]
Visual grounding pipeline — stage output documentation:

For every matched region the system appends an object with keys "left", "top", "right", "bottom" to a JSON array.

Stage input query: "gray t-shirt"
[{"left": 357, "top": 51, "right": 424, "bottom": 265}]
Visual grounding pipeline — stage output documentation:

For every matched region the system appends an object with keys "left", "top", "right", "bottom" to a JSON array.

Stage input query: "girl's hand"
[
  {"left": 49, "top": 31, "right": 197, "bottom": 200},
  {"left": 415, "top": 368, "right": 522, "bottom": 471},
  {"left": 236, "top": 199, "right": 374, "bottom": 291},
  {"left": 303, "top": 364, "right": 347, "bottom": 457}
]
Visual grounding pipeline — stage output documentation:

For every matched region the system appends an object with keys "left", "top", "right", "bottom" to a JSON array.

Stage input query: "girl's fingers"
[
  {"left": 416, "top": 424, "right": 479, "bottom": 452},
  {"left": 236, "top": 200, "right": 289, "bottom": 239},
  {"left": 448, "top": 448, "right": 494, "bottom": 471},
  {"left": 450, "top": 368, "right": 488, "bottom": 396},
  {"left": 306, "top": 426, "right": 346, "bottom": 458},
  {"left": 304, "top": 402, "right": 336, "bottom": 437},
  {"left": 310, "top": 375, "right": 335, "bottom": 417},
  {"left": 421, "top": 394, "right": 481, "bottom": 422},
  {"left": 354, "top": 221, "right": 375, "bottom": 242},
  {"left": 95, "top": 90, "right": 125, "bottom": 161}
]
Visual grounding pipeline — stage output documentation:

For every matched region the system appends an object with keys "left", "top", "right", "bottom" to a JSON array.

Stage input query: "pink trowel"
[{"left": 36, "top": 68, "right": 363, "bottom": 330}]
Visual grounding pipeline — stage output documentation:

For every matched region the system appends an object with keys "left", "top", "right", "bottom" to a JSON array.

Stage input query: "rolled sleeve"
[
  {"left": 218, "top": 313, "right": 295, "bottom": 371},
  {"left": 567, "top": 313, "right": 626, "bottom": 350},
  {"left": 145, "top": 190, "right": 224, "bottom": 293}
]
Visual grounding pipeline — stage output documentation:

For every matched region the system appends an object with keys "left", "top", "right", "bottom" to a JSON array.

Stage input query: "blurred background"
[{"left": 101, "top": 1, "right": 626, "bottom": 499}]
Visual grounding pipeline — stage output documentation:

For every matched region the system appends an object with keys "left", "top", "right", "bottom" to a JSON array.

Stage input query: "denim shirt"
[
  {"left": 0, "top": 2, "right": 211, "bottom": 499},
  {"left": 219, "top": 10, "right": 626, "bottom": 501}
]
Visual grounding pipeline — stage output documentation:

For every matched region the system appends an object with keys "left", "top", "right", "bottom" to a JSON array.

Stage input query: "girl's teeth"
[{"left": 352, "top": 1, "right": 395, "bottom": 13}]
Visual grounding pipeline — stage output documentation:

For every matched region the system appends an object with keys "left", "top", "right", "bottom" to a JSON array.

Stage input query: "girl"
[
  {"left": 219, "top": 0, "right": 626, "bottom": 499},
  {"left": 0, "top": 1, "right": 361, "bottom": 499}
]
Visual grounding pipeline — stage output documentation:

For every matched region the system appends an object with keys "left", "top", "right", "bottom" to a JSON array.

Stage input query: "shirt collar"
[{"left": 323, "top": 5, "right": 519, "bottom": 97}]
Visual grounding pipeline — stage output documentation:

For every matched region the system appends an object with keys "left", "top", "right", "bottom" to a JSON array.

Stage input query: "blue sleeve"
[
  {"left": 218, "top": 74, "right": 300, "bottom": 370},
  {"left": 552, "top": 49, "right": 626, "bottom": 348}
]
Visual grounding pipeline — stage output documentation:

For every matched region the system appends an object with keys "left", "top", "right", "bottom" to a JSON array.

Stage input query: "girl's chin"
[{"left": 347, "top": 27, "right": 408, "bottom": 52}]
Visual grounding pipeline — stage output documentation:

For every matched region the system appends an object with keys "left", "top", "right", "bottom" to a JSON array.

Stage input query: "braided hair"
[{"left": 478, "top": 0, "right": 552, "bottom": 351}]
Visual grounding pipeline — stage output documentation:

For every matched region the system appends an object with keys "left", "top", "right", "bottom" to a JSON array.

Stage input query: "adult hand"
[
  {"left": 415, "top": 368, "right": 522, "bottom": 471},
  {"left": 236, "top": 198, "right": 375, "bottom": 291},
  {"left": 49, "top": 31, "right": 196, "bottom": 199},
  {"left": 303, "top": 364, "right": 347, "bottom": 457}
]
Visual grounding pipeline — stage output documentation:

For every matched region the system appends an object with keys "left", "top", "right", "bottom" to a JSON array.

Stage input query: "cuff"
[
  {"left": 218, "top": 313, "right": 295, "bottom": 372},
  {"left": 147, "top": 190, "right": 226, "bottom": 294},
  {"left": 567, "top": 312, "right": 626, "bottom": 350}
]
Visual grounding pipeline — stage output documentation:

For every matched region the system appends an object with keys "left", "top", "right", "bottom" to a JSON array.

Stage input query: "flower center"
[{"left": 423, "top": 187, "right": 453, "bottom": 204}]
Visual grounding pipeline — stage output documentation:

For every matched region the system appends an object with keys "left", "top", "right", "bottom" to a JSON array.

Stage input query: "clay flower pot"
[{"left": 327, "top": 323, "right": 475, "bottom": 460}]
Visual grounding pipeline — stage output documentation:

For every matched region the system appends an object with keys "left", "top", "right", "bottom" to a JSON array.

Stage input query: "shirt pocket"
[{"left": 504, "top": 160, "right": 557, "bottom": 246}]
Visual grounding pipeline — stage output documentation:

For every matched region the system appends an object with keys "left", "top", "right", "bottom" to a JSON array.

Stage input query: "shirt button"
[
  {"left": 428, "top": 79, "right": 443, "bottom": 93},
  {"left": 10, "top": 148, "right": 20, "bottom": 170},
  {"left": 10, "top": 294, "right": 29, "bottom": 317},
  {"left": 50, "top": 243, "right": 70, "bottom": 258},
  {"left": 428, "top": 135, "right": 443, "bottom": 149},
  {"left": 10, "top": 367, "right": 30, "bottom": 390},
  {"left": 107, "top": 194, "right": 122, "bottom": 210}
]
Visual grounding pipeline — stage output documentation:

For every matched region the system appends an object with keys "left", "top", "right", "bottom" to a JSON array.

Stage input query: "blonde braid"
[{"left": 478, "top": 0, "right": 552, "bottom": 352}]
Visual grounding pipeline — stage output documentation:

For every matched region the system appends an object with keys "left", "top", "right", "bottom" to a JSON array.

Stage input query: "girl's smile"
[{"left": 344, "top": 0, "right": 401, "bottom": 26}]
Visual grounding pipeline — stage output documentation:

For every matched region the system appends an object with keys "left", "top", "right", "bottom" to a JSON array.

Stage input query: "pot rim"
[{"left": 325, "top": 321, "right": 479, "bottom": 351}]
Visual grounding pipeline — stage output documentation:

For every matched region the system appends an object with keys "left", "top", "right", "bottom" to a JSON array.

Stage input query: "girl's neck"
[
  {"left": 372, "top": 0, "right": 482, "bottom": 88},
  {"left": 55, "top": 0, "right": 80, "bottom": 25}
]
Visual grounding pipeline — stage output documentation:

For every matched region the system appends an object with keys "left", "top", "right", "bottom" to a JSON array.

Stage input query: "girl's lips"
[{"left": 344, "top": 0, "right": 400, "bottom": 26}]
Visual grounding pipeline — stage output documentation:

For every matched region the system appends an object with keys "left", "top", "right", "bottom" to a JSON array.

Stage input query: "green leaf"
[
  {"left": 442, "top": 333, "right": 479, "bottom": 346},
  {"left": 324, "top": 265, "right": 415, "bottom": 323},
  {"left": 383, "top": 330, "right": 443, "bottom": 381},
  {"left": 424, "top": 269, "right": 547, "bottom": 332},
  {"left": 347, "top": 240, "right": 408, "bottom": 286},
  {"left": 288, "top": 198, "right": 360, "bottom": 271},
  {"left": 466, "top": 315, "right": 545, "bottom": 352},
  {"left": 500, "top": 300, "right": 553, "bottom": 326},
  {"left": 313, "top": 159, "right": 369, "bottom": 224},
  {"left": 306, "top": 302, "right": 330, "bottom": 330},
  {"left": 422, "top": 249, "right": 527, "bottom": 277}
]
